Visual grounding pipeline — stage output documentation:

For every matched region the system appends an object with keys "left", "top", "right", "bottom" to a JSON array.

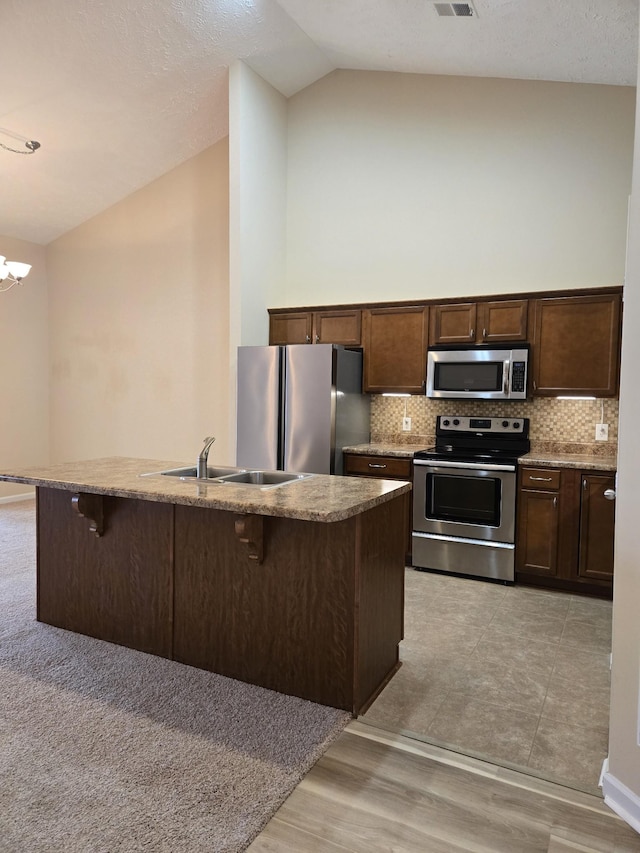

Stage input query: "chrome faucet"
[{"left": 197, "top": 436, "right": 216, "bottom": 478}]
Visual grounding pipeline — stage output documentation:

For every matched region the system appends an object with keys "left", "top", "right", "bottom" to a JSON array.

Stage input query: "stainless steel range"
[{"left": 412, "top": 415, "right": 530, "bottom": 583}]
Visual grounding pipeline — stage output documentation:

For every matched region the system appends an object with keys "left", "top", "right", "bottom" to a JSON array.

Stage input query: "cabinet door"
[
  {"left": 531, "top": 293, "right": 622, "bottom": 396},
  {"left": 344, "top": 453, "right": 413, "bottom": 563},
  {"left": 477, "top": 300, "right": 528, "bottom": 343},
  {"left": 429, "top": 303, "right": 477, "bottom": 344},
  {"left": 578, "top": 473, "right": 616, "bottom": 583},
  {"left": 363, "top": 306, "right": 429, "bottom": 393},
  {"left": 313, "top": 309, "right": 361, "bottom": 346},
  {"left": 269, "top": 312, "right": 312, "bottom": 345},
  {"left": 516, "top": 489, "right": 560, "bottom": 577}
]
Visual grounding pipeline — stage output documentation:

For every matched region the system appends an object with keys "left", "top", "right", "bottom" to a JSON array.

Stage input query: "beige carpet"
[{"left": 0, "top": 500, "right": 350, "bottom": 853}]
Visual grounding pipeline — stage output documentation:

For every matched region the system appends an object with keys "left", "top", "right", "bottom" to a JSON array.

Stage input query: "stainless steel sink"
[
  {"left": 156, "top": 465, "right": 243, "bottom": 480},
  {"left": 219, "top": 470, "right": 314, "bottom": 487},
  {"left": 140, "top": 466, "right": 314, "bottom": 488}
]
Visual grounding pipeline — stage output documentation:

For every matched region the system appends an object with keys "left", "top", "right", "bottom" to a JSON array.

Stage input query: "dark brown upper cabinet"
[
  {"left": 429, "top": 299, "right": 528, "bottom": 345},
  {"left": 313, "top": 309, "right": 361, "bottom": 345},
  {"left": 477, "top": 300, "right": 528, "bottom": 343},
  {"left": 531, "top": 293, "right": 622, "bottom": 397},
  {"left": 429, "top": 302, "right": 477, "bottom": 344},
  {"left": 269, "top": 311, "right": 312, "bottom": 345},
  {"left": 363, "top": 306, "right": 429, "bottom": 394},
  {"left": 269, "top": 309, "right": 361, "bottom": 347}
]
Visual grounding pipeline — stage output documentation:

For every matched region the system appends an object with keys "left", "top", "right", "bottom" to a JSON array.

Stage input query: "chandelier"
[
  {"left": 0, "top": 127, "right": 40, "bottom": 155},
  {"left": 0, "top": 257, "right": 31, "bottom": 293}
]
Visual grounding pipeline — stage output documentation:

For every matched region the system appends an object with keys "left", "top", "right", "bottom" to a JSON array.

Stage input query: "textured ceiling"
[
  {"left": 277, "top": 0, "right": 639, "bottom": 86},
  {"left": 1, "top": 0, "right": 638, "bottom": 245}
]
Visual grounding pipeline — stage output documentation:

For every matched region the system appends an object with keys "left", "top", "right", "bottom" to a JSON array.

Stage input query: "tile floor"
[{"left": 360, "top": 568, "right": 612, "bottom": 795}]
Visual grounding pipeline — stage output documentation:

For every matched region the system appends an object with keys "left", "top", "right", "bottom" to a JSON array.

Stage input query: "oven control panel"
[{"left": 437, "top": 416, "right": 528, "bottom": 435}]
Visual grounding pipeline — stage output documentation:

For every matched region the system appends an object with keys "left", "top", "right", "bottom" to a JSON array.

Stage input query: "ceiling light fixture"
[
  {"left": 0, "top": 127, "right": 41, "bottom": 155},
  {"left": 0, "top": 257, "right": 32, "bottom": 292}
]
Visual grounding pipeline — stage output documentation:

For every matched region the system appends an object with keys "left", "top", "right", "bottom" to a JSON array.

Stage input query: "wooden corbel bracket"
[
  {"left": 71, "top": 492, "right": 105, "bottom": 537},
  {"left": 234, "top": 514, "right": 264, "bottom": 564}
]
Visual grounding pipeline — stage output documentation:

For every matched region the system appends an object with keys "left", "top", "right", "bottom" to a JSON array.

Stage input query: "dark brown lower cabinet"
[
  {"left": 516, "top": 466, "right": 615, "bottom": 596},
  {"left": 578, "top": 472, "right": 616, "bottom": 584},
  {"left": 343, "top": 453, "right": 413, "bottom": 563},
  {"left": 35, "top": 486, "right": 405, "bottom": 713},
  {"left": 516, "top": 487, "right": 560, "bottom": 578}
]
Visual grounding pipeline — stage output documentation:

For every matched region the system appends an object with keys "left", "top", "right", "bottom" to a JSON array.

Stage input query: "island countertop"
[{"left": 0, "top": 456, "right": 411, "bottom": 523}]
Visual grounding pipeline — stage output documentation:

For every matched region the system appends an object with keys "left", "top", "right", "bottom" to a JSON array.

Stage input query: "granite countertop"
[
  {"left": 0, "top": 457, "right": 411, "bottom": 524},
  {"left": 517, "top": 451, "right": 617, "bottom": 472},
  {"left": 343, "top": 443, "right": 429, "bottom": 458},
  {"left": 344, "top": 443, "right": 617, "bottom": 472}
]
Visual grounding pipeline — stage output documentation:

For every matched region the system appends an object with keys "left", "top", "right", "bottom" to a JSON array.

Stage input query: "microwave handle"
[{"left": 503, "top": 361, "right": 510, "bottom": 396}]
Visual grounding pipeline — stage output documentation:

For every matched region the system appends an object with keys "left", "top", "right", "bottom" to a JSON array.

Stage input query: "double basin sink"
[{"left": 142, "top": 465, "right": 314, "bottom": 490}]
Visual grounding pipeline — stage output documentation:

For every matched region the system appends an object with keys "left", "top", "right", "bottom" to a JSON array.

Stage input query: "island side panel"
[
  {"left": 173, "top": 506, "right": 357, "bottom": 710},
  {"left": 36, "top": 487, "right": 174, "bottom": 658},
  {"left": 354, "top": 494, "right": 406, "bottom": 712}
]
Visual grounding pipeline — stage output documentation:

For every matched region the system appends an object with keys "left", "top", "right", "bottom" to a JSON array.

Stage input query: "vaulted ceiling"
[{"left": 2, "top": 0, "right": 638, "bottom": 245}]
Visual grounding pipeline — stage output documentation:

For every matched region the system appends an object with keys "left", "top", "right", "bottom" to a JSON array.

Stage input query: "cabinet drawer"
[
  {"left": 520, "top": 467, "right": 561, "bottom": 490},
  {"left": 344, "top": 454, "right": 412, "bottom": 479}
]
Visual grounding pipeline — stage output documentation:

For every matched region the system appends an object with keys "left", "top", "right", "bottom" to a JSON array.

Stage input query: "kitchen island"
[{"left": 0, "top": 457, "right": 410, "bottom": 714}]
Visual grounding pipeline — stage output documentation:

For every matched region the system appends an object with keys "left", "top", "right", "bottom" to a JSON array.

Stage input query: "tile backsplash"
[{"left": 371, "top": 396, "right": 619, "bottom": 456}]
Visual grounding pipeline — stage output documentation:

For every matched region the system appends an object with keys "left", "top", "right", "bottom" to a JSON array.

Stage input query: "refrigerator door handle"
[{"left": 278, "top": 345, "right": 286, "bottom": 469}]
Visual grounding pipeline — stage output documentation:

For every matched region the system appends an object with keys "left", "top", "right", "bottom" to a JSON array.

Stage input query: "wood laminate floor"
[
  {"left": 249, "top": 721, "right": 640, "bottom": 852},
  {"left": 360, "top": 568, "right": 612, "bottom": 795}
]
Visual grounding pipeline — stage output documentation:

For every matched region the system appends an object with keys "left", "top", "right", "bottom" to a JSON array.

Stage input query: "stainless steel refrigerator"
[{"left": 236, "top": 344, "right": 370, "bottom": 475}]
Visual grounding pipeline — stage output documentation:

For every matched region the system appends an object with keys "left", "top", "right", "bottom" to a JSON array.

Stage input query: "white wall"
[
  {"left": 0, "top": 236, "right": 49, "bottom": 499},
  {"left": 603, "top": 25, "right": 640, "bottom": 829},
  {"left": 46, "top": 139, "right": 231, "bottom": 466},
  {"left": 229, "top": 60, "right": 288, "bottom": 348},
  {"left": 283, "top": 71, "right": 635, "bottom": 306},
  {"left": 228, "top": 60, "right": 288, "bottom": 458}
]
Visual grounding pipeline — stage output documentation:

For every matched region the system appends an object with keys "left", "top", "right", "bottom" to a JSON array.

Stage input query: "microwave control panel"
[{"left": 511, "top": 361, "right": 527, "bottom": 393}]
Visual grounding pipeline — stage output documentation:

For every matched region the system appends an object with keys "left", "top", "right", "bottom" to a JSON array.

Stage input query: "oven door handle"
[{"left": 413, "top": 459, "right": 515, "bottom": 472}]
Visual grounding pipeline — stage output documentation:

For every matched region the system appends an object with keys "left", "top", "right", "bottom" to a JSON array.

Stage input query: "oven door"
[{"left": 413, "top": 459, "right": 516, "bottom": 543}]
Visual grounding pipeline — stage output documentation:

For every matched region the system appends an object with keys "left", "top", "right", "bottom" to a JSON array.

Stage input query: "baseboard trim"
[
  {"left": 0, "top": 491, "right": 35, "bottom": 505},
  {"left": 602, "top": 770, "right": 640, "bottom": 834}
]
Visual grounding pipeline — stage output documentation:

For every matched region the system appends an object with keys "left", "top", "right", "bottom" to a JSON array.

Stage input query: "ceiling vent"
[{"left": 434, "top": 3, "right": 476, "bottom": 16}]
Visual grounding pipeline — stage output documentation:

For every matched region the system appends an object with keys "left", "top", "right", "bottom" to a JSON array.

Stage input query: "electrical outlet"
[
  {"left": 402, "top": 416, "right": 412, "bottom": 432},
  {"left": 595, "top": 423, "right": 609, "bottom": 441}
]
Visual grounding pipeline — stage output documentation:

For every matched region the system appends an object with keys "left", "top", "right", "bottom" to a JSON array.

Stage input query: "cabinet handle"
[
  {"left": 482, "top": 328, "right": 487, "bottom": 339},
  {"left": 305, "top": 334, "right": 311, "bottom": 343},
  {"left": 368, "top": 463, "right": 387, "bottom": 469},
  {"left": 469, "top": 328, "right": 474, "bottom": 339},
  {"left": 583, "top": 478, "right": 587, "bottom": 490},
  {"left": 604, "top": 488, "right": 616, "bottom": 501},
  {"left": 315, "top": 334, "right": 319, "bottom": 343},
  {"left": 530, "top": 476, "right": 552, "bottom": 482},
  {"left": 553, "top": 496, "right": 557, "bottom": 508},
  {"left": 533, "top": 379, "right": 537, "bottom": 391}
]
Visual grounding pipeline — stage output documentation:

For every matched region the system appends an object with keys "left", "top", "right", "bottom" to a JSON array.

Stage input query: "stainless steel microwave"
[{"left": 426, "top": 344, "right": 529, "bottom": 400}]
